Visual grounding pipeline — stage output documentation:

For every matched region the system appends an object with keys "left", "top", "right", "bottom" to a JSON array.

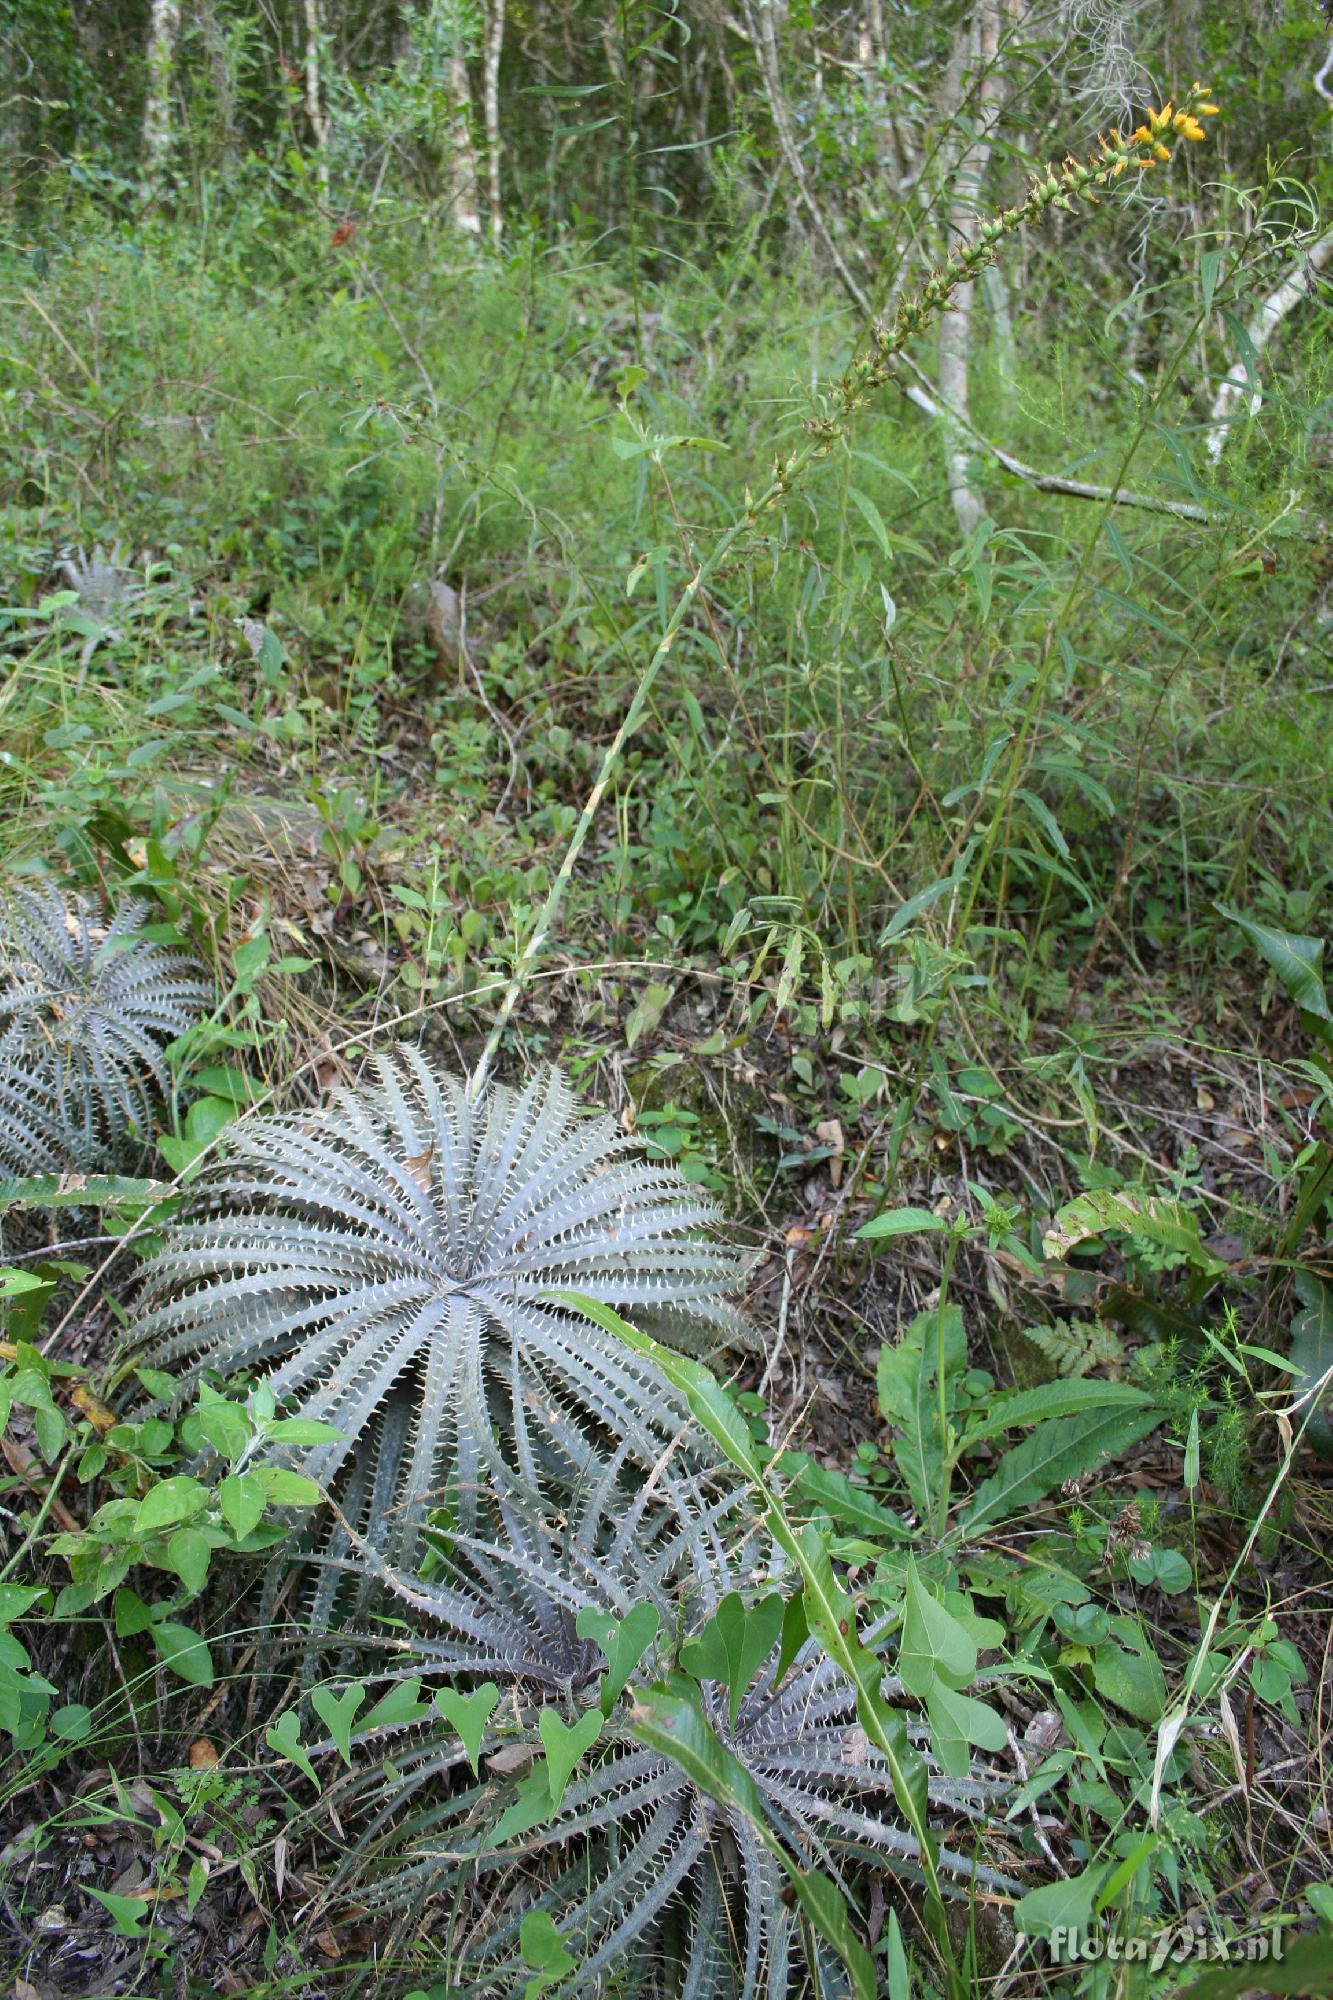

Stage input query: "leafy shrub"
[
  {"left": 125, "top": 1050, "right": 747, "bottom": 1586},
  {"left": 0, "top": 884, "right": 211, "bottom": 1177}
]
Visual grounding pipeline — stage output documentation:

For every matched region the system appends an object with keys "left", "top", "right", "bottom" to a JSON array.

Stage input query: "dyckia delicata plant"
[
  {"left": 125, "top": 1050, "right": 748, "bottom": 1584},
  {"left": 0, "top": 885, "right": 211, "bottom": 1178}
]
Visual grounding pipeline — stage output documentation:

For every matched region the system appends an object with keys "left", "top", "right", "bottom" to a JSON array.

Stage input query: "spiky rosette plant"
[
  {"left": 314, "top": 1425, "right": 1010, "bottom": 2000},
  {"left": 0, "top": 885, "right": 211, "bottom": 1178},
  {"left": 124, "top": 1050, "right": 748, "bottom": 1574}
]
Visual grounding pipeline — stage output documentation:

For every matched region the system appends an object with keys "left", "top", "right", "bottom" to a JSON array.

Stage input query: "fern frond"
[{"left": 0, "top": 885, "right": 211, "bottom": 1176}]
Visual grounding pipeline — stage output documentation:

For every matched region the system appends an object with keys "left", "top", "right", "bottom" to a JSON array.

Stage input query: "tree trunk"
[
  {"left": 983, "top": 263, "right": 1017, "bottom": 405},
  {"left": 1204, "top": 230, "right": 1333, "bottom": 462},
  {"left": 743, "top": 0, "right": 872, "bottom": 315},
  {"left": 937, "top": 2, "right": 1004, "bottom": 539},
  {"left": 483, "top": 0, "right": 506, "bottom": 245},
  {"left": 446, "top": 49, "right": 482, "bottom": 234},
  {"left": 140, "top": 0, "right": 182, "bottom": 205},
  {"left": 302, "top": 0, "right": 331, "bottom": 199}
]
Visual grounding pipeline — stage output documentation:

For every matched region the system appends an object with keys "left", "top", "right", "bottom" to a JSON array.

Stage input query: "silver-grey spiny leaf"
[
  {"left": 323, "top": 1425, "right": 1009, "bottom": 2000},
  {"left": 0, "top": 884, "right": 211, "bottom": 1178},
  {"left": 126, "top": 1048, "right": 749, "bottom": 1568}
]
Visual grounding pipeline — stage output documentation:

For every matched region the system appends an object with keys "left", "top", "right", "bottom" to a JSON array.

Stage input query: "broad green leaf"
[
  {"left": 311, "top": 1683, "right": 366, "bottom": 1765},
  {"left": 1217, "top": 905, "right": 1329, "bottom": 1022},
  {"left": 134, "top": 1476, "right": 210, "bottom": 1537},
  {"left": 254, "top": 1466, "right": 321, "bottom": 1507},
  {"left": 575, "top": 1601, "right": 660, "bottom": 1715},
  {"left": 360, "top": 1677, "right": 432, "bottom": 1734},
  {"left": 0, "top": 1587, "right": 47, "bottom": 1625},
  {"left": 196, "top": 1400, "right": 253, "bottom": 1462},
  {"left": 85, "top": 1887, "right": 150, "bottom": 1937},
  {"left": 113, "top": 1588, "right": 154, "bottom": 1637},
  {"left": 680, "top": 1591, "right": 783, "bottom": 1728},
  {"left": 1092, "top": 1619, "right": 1167, "bottom": 1723},
  {"left": 520, "top": 1908, "right": 576, "bottom": 1998},
  {"left": 1014, "top": 1864, "right": 1107, "bottom": 1939},
  {"left": 1127, "top": 1546, "right": 1193, "bottom": 1594},
  {"left": 631, "top": 1685, "right": 876, "bottom": 2000},
  {"left": 1043, "top": 1189, "right": 1224, "bottom": 1274},
  {"left": 263, "top": 1417, "right": 345, "bottom": 1445},
  {"left": 50, "top": 1702, "right": 93, "bottom": 1742},
  {"left": 962, "top": 1379, "right": 1155, "bottom": 1448},
  {"left": 962, "top": 1407, "right": 1164, "bottom": 1534},
  {"left": 538, "top": 1707, "right": 602, "bottom": 1807},
  {"left": 857, "top": 1206, "right": 947, "bottom": 1241},
  {"left": 0, "top": 1267, "right": 47, "bottom": 1297},
  {"left": 925, "top": 1681, "right": 1009, "bottom": 1778},
  {"left": 786, "top": 1460, "right": 911, "bottom": 1542},
  {"left": 218, "top": 1472, "right": 266, "bottom": 1540},
  {"left": 487, "top": 1767, "right": 562, "bottom": 1849},
  {"left": 32, "top": 1403, "right": 65, "bottom": 1460},
  {"left": 877, "top": 1306, "right": 965, "bottom": 1522},
  {"left": 899, "top": 1562, "right": 977, "bottom": 1696},
  {"left": 164, "top": 1525, "right": 212, "bottom": 1595},
  {"left": 266, "top": 1708, "right": 319, "bottom": 1789},
  {"left": 152, "top": 1621, "right": 214, "bottom": 1688},
  {"left": 435, "top": 1682, "right": 500, "bottom": 1775}
]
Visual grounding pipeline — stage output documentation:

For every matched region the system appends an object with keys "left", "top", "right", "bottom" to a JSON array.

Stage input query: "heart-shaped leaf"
[
  {"left": 266, "top": 1709, "right": 319, "bottom": 1789},
  {"left": 538, "top": 1706, "right": 603, "bottom": 1807},
  {"left": 311, "top": 1683, "right": 366, "bottom": 1765},
  {"left": 575, "top": 1601, "right": 659, "bottom": 1715},
  {"left": 680, "top": 1590, "right": 783, "bottom": 1728},
  {"left": 899, "top": 1562, "right": 977, "bottom": 1696},
  {"left": 434, "top": 1682, "right": 500, "bottom": 1775}
]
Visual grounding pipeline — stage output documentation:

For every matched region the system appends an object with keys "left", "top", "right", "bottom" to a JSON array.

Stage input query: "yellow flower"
[
  {"left": 1131, "top": 123, "right": 1151, "bottom": 144},
  {"left": 1154, "top": 142, "right": 1172, "bottom": 161},
  {"left": 1178, "top": 115, "right": 1206, "bottom": 141},
  {"left": 1198, "top": 101, "right": 1220, "bottom": 115}
]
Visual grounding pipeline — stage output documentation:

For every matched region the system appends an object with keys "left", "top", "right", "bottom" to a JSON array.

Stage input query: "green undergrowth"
[{"left": 1, "top": 161, "right": 1331, "bottom": 2000}]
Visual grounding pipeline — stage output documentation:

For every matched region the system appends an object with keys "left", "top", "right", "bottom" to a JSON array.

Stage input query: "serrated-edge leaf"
[
  {"left": 962, "top": 1407, "right": 1164, "bottom": 1533},
  {"left": 962, "top": 1379, "right": 1154, "bottom": 1448}
]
